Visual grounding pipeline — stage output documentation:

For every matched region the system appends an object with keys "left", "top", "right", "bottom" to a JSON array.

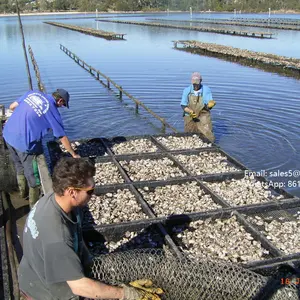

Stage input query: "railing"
[{"left": 60, "top": 44, "right": 178, "bottom": 133}]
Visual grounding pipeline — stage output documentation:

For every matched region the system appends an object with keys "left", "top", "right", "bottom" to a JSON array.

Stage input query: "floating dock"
[
  {"left": 44, "top": 21, "right": 126, "bottom": 40},
  {"left": 45, "top": 133, "right": 300, "bottom": 275},
  {"left": 95, "top": 19, "right": 274, "bottom": 39},
  {"left": 231, "top": 17, "right": 300, "bottom": 26},
  {"left": 147, "top": 18, "right": 300, "bottom": 31},
  {"left": 173, "top": 40, "right": 300, "bottom": 79},
  {"left": 195, "top": 17, "right": 300, "bottom": 26}
]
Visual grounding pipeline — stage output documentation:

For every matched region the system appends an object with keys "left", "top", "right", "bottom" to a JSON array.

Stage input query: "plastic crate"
[
  {"left": 170, "top": 148, "right": 246, "bottom": 177},
  {"left": 47, "top": 138, "right": 107, "bottom": 169},
  {"left": 101, "top": 135, "right": 162, "bottom": 155},
  {"left": 200, "top": 172, "right": 295, "bottom": 208},
  {"left": 134, "top": 177, "right": 225, "bottom": 217},
  {"left": 151, "top": 132, "right": 215, "bottom": 151},
  {"left": 165, "top": 211, "right": 280, "bottom": 265},
  {"left": 115, "top": 152, "right": 188, "bottom": 183}
]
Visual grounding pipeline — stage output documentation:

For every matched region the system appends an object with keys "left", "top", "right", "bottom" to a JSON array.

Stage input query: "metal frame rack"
[{"left": 47, "top": 132, "right": 300, "bottom": 276}]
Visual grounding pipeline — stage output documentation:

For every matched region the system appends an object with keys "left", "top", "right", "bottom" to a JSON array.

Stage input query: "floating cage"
[{"left": 46, "top": 132, "right": 300, "bottom": 279}]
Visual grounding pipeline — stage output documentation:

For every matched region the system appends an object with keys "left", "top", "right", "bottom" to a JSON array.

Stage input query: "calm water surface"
[{"left": 0, "top": 12, "right": 300, "bottom": 195}]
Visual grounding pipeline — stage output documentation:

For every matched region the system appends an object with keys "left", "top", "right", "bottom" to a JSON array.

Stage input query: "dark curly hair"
[{"left": 52, "top": 157, "right": 95, "bottom": 196}]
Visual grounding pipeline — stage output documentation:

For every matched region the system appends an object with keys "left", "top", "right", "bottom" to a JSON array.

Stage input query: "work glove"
[
  {"left": 122, "top": 279, "right": 164, "bottom": 300},
  {"left": 189, "top": 111, "right": 200, "bottom": 122},
  {"left": 189, "top": 111, "right": 197, "bottom": 119},
  {"left": 207, "top": 100, "right": 216, "bottom": 109}
]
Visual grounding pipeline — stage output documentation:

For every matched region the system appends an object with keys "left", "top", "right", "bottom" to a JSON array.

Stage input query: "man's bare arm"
[
  {"left": 59, "top": 136, "right": 80, "bottom": 158},
  {"left": 9, "top": 101, "right": 19, "bottom": 111},
  {"left": 67, "top": 277, "right": 124, "bottom": 299}
]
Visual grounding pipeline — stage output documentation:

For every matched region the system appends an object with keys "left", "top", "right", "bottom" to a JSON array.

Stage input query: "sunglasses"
[{"left": 69, "top": 186, "right": 95, "bottom": 195}]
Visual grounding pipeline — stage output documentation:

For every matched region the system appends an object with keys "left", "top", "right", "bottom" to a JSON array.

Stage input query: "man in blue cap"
[{"left": 3, "top": 88, "right": 80, "bottom": 208}]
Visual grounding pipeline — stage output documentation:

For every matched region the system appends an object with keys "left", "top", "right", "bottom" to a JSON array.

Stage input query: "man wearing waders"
[
  {"left": 181, "top": 72, "right": 216, "bottom": 142},
  {"left": 3, "top": 89, "right": 80, "bottom": 208}
]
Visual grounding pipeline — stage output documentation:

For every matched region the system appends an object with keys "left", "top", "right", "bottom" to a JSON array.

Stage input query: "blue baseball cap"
[{"left": 57, "top": 89, "right": 70, "bottom": 108}]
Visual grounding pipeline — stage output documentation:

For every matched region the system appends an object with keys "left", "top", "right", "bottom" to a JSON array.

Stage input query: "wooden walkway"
[
  {"left": 147, "top": 18, "right": 300, "bottom": 31},
  {"left": 44, "top": 22, "right": 126, "bottom": 40},
  {"left": 231, "top": 17, "right": 300, "bottom": 26},
  {"left": 195, "top": 17, "right": 300, "bottom": 26},
  {"left": 173, "top": 40, "right": 300, "bottom": 79},
  {"left": 95, "top": 19, "right": 274, "bottom": 39}
]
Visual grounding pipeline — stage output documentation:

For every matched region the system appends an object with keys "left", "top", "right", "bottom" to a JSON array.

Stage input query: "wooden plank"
[{"left": 37, "top": 155, "right": 53, "bottom": 195}]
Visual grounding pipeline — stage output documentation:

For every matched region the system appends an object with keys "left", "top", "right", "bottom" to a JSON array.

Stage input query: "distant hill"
[{"left": 1, "top": 0, "right": 300, "bottom": 14}]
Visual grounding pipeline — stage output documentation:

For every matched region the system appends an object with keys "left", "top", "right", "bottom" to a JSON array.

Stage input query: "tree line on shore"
[{"left": 1, "top": 0, "right": 300, "bottom": 14}]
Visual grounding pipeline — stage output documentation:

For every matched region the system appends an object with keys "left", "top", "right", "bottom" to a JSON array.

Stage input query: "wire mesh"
[
  {"left": 90, "top": 249, "right": 299, "bottom": 300},
  {"left": 244, "top": 208, "right": 300, "bottom": 257}
]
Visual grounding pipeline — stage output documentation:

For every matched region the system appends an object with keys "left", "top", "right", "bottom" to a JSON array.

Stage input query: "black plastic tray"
[
  {"left": 151, "top": 139, "right": 215, "bottom": 154},
  {"left": 45, "top": 133, "right": 300, "bottom": 274},
  {"left": 199, "top": 172, "right": 295, "bottom": 208},
  {"left": 95, "top": 154, "right": 133, "bottom": 184},
  {"left": 241, "top": 207, "right": 300, "bottom": 275},
  {"left": 87, "top": 206, "right": 282, "bottom": 267},
  {"left": 243, "top": 207, "right": 300, "bottom": 256},
  {"left": 133, "top": 177, "right": 226, "bottom": 216},
  {"left": 91, "top": 174, "right": 300, "bottom": 230},
  {"left": 114, "top": 152, "right": 189, "bottom": 184},
  {"left": 93, "top": 158, "right": 126, "bottom": 187},
  {"left": 83, "top": 193, "right": 300, "bottom": 271},
  {"left": 151, "top": 131, "right": 217, "bottom": 149},
  {"left": 47, "top": 138, "right": 107, "bottom": 169},
  {"left": 85, "top": 197, "right": 300, "bottom": 234},
  {"left": 101, "top": 135, "right": 163, "bottom": 155},
  {"left": 83, "top": 224, "right": 168, "bottom": 256},
  {"left": 83, "top": 184, "right": 150, "bottom": 229},
  {"left": 164, "top": 210, "right": 282, "bottom": 267},
  {"left": 168, "top": 148, "right": 246, "bottom": 178},
  {"left": 244, "top": 252, "right": 300, "bottom": 276}
]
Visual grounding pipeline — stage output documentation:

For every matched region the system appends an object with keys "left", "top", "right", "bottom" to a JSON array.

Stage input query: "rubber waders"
[
  {"left": 17, "top": 174, "right": 27, "bottom": 198},
  {"left": 29, "top": 186, "right": 40, "bottom": 208}
]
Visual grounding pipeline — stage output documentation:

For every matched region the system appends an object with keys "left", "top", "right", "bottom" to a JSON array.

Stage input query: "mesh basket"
[{"left": 91, "top": 249, "right": 299, "bottom": 300}]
